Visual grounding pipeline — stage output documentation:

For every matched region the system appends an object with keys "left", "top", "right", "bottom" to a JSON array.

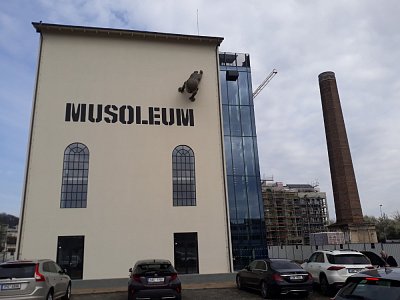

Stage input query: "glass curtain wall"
[{"left": 219, "top": 52, "right": 267, "bottom": 270}]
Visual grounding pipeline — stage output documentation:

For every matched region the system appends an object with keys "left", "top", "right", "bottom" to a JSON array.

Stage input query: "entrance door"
[
  {"left": 56, "top": 236, "right": 84, "bottom": 279},
  {"left": 174, "top": 232, "right": 199, "bottom": 274}
]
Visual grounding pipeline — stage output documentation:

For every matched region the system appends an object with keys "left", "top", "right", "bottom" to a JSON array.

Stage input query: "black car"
[
  {"left": 360, "top": 250, "right": 389, "bottom": 268},
  {"left": 128, "top": 259, "right": 182, "bottom": 300},
  {"left": 333, "top": 267, "right": 400, "bottom": 300},
  {"left": 236, "top": 258, "right": 313, "bottom": 298}
]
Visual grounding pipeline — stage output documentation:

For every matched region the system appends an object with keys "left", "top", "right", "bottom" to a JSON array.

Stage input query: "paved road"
[{"left": 71, "top": 288, "right": 331, "bottom": 299}]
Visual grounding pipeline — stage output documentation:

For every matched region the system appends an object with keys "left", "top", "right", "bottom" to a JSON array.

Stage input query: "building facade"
[
  {"left": 262, "top": 181, "right": 329, "bottom": 245},
  {"left": 18, "top": 23, "right": 232, "bottom": 279},
  {"left": 1, "top": 224, "right": 18, "bottom": 262},
  {"left": 17, "top": 23, "right": 267, "bottom": 279},
  {"left": 219, "top": 53, "right": 267, "bottom": 270}
]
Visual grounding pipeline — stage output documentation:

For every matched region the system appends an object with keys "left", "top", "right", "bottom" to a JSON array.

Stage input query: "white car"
[{"left": 301, "top": 249, "right": 374, "bottom": 295}]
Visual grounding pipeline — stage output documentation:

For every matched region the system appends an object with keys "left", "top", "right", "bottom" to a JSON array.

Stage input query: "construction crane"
[{"left": 252, "top": 69, "right": 277, "bottom": 99}]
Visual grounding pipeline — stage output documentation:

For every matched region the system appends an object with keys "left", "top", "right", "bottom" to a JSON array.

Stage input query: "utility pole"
[{"left": 380, "top": 204, "right": 387, "bottom": 243}]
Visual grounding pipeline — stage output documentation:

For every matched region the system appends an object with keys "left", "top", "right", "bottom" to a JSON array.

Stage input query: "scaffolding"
[{"left": 261, "top": 181, "right": 329, "bottom": 246}]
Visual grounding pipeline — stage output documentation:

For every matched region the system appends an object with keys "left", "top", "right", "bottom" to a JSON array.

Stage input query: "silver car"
[{"left": 0, "top": 259, "right": 71, "bottom": 299}]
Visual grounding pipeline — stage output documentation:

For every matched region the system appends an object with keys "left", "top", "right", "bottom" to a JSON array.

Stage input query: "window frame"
[
  {"left": 60, "top": 142, "right": 89, "bottom": 209},
  {"left": 172, "top": 145, "right": 196, "bottom": 206}
]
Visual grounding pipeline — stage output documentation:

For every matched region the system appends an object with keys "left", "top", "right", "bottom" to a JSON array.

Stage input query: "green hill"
[{"left": 0, "top": 213, "right": 19, "bottom": 227}]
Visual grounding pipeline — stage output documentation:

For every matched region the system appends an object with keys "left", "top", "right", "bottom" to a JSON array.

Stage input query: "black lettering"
[
  {"left": 104, "top": 105, "right": 118, "bottom": 123},
  {"left": 176, "top": 109, "right": 182, "bottom": 126},
  {"left": 65, "top": 103, "right": 86, "bottom": 122},
  {"left": 141, "top": 106, "right": 149, "bottom": 124},
  {"left": 65, "top": 102, "right": 194, "bottom": 127},
  {"left": 149, "top": 107, "right": 154, "bottom": 125},
  {"left": 153, "top": 107, "right": 160, "bottom": 125},
  {"left": 88, "top": 104, "right": 102, "bottom": 123},
  {"left": 119, "top": 105, "right": 134, "bottom": 124},
  {"left": 162, "top": 108, "right": 175, "bottom": 126},
  {"left": 149, "top": 107, "right": 161, "bottom": 125},
  {"left": 136, "top": 106, "right": 142, "bottom": 124},
  {"left": 180, "top": 109, "right": 194, "bottom": 126}
]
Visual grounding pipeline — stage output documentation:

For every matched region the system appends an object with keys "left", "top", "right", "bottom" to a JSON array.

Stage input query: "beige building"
[{"left": 18, "top": 23, "right": 232, "bottom": 279}]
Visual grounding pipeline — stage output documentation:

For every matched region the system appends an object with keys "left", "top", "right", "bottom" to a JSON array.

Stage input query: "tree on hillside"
[
  {"left": 393, "top": 211, "right": 400, "bottom": 222},
  {"left": 364, "top": 215, "right": 378, "bottom": 224},
  {"left": 0, "top": 213, "right": 19, "bottom": 227},
  {"left": 365, "top": 214, "right": 400, "bottom": 242}
]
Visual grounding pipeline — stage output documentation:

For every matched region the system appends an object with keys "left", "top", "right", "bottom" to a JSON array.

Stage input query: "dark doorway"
[
  {"left": 174, "top": 232, "right": 199, "bottom": 274},
  {"left": 56, "top": 236, "right": 84, "bottom": 279}
]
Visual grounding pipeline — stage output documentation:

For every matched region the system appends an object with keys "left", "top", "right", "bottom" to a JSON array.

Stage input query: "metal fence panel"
[{"left": 266, "top": 243, "right": 400, "bottom": 266}]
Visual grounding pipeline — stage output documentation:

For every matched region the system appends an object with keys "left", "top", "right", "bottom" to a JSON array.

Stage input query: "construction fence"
[{"left": 267, "top": 242, "right": 400, "bottom": 264}]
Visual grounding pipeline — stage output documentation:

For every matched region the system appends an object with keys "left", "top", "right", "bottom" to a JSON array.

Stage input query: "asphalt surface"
[
  {"left": 71, "top": 288, "right": 331, "bottom": 299},
  {"left": 70, "top": 273, "right": 332, "bottom": 299}
]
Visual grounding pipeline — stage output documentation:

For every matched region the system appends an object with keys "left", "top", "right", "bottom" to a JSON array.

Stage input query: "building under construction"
[{"left": 262, "top": 181, "right": 329, "bottom": 245}]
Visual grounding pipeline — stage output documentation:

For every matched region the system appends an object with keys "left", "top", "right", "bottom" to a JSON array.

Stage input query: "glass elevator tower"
[{"left": 219, "top": 52, "right": 267, "bottom": 270}]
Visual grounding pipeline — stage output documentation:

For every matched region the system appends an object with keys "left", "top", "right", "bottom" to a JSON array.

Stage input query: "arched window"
[
  {"left": 61, "top": 143, "right": 89, "bottom": 208},
  {"left": 172, "top": 145, "right": 196, "bottom": 206}
]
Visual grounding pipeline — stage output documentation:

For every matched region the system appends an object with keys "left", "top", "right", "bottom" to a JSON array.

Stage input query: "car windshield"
[
  {"left": 135, "top": 263, "right": 175, "bottom": 275},
  {"left": 270, "top": 261, "right": 300, "bottom": 270},
  {"left": 340, "top": 278, "right": 400, "bottom": 300},
  {"left": 0, "top": 263, "right": 36, "bottom": 279},
  {"left": 327, "top": 254, "right": 370, "bottom": 265}
]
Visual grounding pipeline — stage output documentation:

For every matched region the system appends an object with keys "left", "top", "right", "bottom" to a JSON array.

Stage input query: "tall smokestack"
[{"left": 318, "top": 71, "right": 364, "bottom": 225}]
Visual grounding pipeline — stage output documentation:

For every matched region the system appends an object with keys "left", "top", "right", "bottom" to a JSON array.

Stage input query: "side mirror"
[
  {"left": 129, "top": 268, "right": 132, "bottom": 273},
  {"left": 303, "top": 259, "right": 309, "bottom": 263},
  {"left": 245, "top": 266, "right": 251, "bottom": 271}
]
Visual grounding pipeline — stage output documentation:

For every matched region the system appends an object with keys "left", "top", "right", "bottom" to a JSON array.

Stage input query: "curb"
[{"left": 72, "top": 282, "right": 236, "bottom": 295}]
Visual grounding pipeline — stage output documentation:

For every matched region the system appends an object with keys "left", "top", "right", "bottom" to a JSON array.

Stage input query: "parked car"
[
  {"left": 236, "top": 258, "right": 313, "bottom": 298},
  {"left": 301, "top": 249, "right": 374, "bottom": 295},
  {"left": 333, "top": 267, "right": 400, "bottom": 300},
  {"left": 0, "top": 259, "right": 71, "bottom": 300},
  {"left": 360, "top": 250, "right": 389, "bottom": 268},
  {"left": 128, "top": 259, "right": 181, "bottom": 300}
]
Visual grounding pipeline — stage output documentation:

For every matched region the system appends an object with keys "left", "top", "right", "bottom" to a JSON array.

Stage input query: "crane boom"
[{"left": 252, "top": 69, "right": 277, "bottom": 99}]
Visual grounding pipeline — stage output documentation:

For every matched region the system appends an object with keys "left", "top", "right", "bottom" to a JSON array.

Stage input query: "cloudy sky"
[{"left": 1, "top": 0, "right": 399, "bottom": 219}]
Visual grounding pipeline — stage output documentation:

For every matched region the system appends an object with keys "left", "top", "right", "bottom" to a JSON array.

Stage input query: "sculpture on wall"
[{"left": 178, "top": 70, "right": 203, "bottom": 101}]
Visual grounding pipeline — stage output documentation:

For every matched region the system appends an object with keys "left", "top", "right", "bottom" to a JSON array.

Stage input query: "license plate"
[
  {"left": 290, "top": 275, "right": 303, "bottom": 280},
  {"left": 148, "top": 277, "right": 164, "bottom": 283},
  {"left": 348, "top": 268, "right": 361, "bottom": 273},
  {"left": 1, "top": 283, "right": 21, "bottom": 290}
]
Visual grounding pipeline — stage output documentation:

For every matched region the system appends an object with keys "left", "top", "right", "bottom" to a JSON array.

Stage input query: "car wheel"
[
  {"left": 260, "top": 281, "right": 270, "bottom": 299},
  {"left": 46, "top": 290, "right": 54, "bottom": 300},
  {"left": 62, "top": 283, "right": 71, "bottom": 300},
  {"left": 236, "top": 275, "right": 243, "bottom": 290},
  {"left": 320, "top": 275, "right": 332, "bottom": 296}
]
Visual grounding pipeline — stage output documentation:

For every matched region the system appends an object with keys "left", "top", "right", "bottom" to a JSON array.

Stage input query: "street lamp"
[{"left": 379, "top": 204, "right": 387, "bottom": 242}]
